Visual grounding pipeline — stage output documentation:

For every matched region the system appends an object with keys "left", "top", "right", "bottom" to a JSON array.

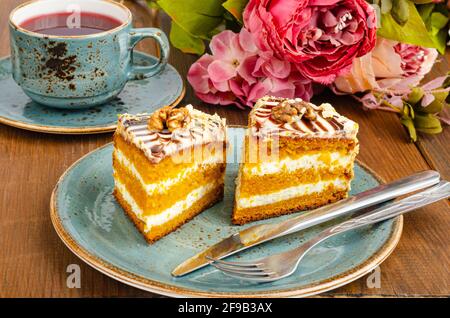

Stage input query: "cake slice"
[
  {"left": 232, "top": 96, "right": 359, "bottom": 225},
  {"left": 113, "top": 105, "right": 227, "bottom": 243}
]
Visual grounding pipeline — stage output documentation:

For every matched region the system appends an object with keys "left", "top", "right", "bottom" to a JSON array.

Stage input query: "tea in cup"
[{"left": 9, "top": 0, "right": 169, "bottom": 109}]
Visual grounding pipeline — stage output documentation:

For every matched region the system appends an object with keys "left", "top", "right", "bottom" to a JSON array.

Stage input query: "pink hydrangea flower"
[
  {"left": 188, "top": 54, "right": 238, "bottom": 106},
  {"left": 187, "top": 29, "right": 313, "bottom": 108}
]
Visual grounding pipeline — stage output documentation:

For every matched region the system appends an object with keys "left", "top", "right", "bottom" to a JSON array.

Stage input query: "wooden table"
[{"left": 0, "top": 0, "right": 449, "bottom": 298}]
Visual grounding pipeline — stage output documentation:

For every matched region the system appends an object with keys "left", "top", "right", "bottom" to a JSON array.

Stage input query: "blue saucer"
[{"left": 0, "top": 51, "right": 184, "bottom": 134}]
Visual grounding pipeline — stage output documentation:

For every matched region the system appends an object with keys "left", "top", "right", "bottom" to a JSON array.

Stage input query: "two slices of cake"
[{"left": 113, "top": 97, "right": 359, "bottom": 243}]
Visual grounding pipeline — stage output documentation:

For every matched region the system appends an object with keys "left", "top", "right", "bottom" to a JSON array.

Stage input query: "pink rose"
[
  {"left": 243, "top": 0, "right": 377, "bottom": 84},
  {"left": 333, "top": 38, "right": 439, "bottom": 94},
  {"left": 188, "top": 29, "right": 313, "bottom": 107}
]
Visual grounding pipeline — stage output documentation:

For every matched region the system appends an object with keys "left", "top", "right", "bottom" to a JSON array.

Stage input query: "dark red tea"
[{"left": 20, "top": 12, "right": 122, "bottom": 36}]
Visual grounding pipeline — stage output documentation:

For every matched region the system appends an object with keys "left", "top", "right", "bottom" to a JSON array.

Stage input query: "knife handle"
[
  {"left": 290, "top": 181, "right": 450, "bottom": 257},
  {"left": 305, "top": 180, "right": 450, "bottom": 247},
  {"left": 239, "top": 170, "right": 440, "bottom": 244}
]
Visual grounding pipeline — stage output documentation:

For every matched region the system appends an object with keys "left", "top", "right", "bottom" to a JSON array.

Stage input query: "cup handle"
[{"left": 128, "top": 28, "right": 170, "bottom": 80}]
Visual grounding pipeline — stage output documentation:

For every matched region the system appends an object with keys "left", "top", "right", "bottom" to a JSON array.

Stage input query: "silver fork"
[{"left": 208, "top": 181, "right": 450, "bottom": 282}]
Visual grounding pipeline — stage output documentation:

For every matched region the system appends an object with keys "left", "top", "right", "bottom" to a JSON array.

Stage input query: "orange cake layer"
[
  {"left": 238, "top": 166, "right": 352, "bottom": 198},
  {"left": 243, "top": 135, "right": 358, "bottom": 164},
  {"left": 232, "top": 186, "right": 347, "bottom": 225},
  {"left": 113, "top": 157, "right": 225, "bottom": 215},
  {"left": 114, "top": 184, "right": 224, "bottom": 243},
  {"left": 114, "top": 133, "right": 226, "bottom": 184}
]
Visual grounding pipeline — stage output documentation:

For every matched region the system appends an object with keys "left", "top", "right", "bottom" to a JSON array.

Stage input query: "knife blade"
[{"left": 172, "top": 170, "right": 440, "bottom": 277}]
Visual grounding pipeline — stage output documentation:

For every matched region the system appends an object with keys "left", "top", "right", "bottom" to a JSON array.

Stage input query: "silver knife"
[{"left": 172, "top": 170, "right": 440, "bottom": 277}]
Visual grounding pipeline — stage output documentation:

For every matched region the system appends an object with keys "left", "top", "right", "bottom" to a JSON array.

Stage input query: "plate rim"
[
  {"left": 0, "top": 53, "right": 186, "bottom": 135},
  {"left": 50, "top": 139, "right": 403, "bottom": 298}
]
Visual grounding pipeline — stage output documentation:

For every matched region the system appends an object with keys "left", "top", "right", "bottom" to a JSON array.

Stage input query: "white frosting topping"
[
  {"left": 251, "top": 96, "right": 358, "bottom": 139},
  {"left": 116, "top": 105, "right": 226, "bottom": 163}
]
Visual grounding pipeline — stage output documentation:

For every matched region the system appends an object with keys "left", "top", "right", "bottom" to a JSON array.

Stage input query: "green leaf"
[
  {"left": 157, "top": 0, "right": 226, "bottom": 41},
  {"left": 400, "top": 116, "right": 417, "bottom": 141},
  {"left": 377, "top": 1, "right": 437, "bottom": 51},
  {"left": 381, "top": 0, "right": 393, "bottom": 14},
  {"left": 416, "top": 126, "right": 443, "bottom": 134},
  {"left": 403, "top": 103, "right": 415, "bottom": 119},
  {"left": 419, "top": 91, "right": 449, "bottom": 113},
  {"left": 442, "top": 73, "right": 450, "bottom": 103},
  {"left": 417, "top": 4, "right": 449, "bottom": 54},
  {"left": 169, "top": 22, "right": 205, "bottom": 55},
  {"left": 429, "top": 12, "right": 449, "bottom": 53},
  {"left": 432, "top": 28, "right": 448, "bottom": 55},
  {"left": 443, "top": 73, "right": 450, "bottom": 88},
  {"left": 430, "top": 12, "right": 448, "bottom": 30},
  {"left": 223, "top": 11, "right": 244, "bottom": 32},
  {"left": 412, "top": 0, "right": 436, "bottom": 4},
  {"left": 391, "top": 0, "right": 410, "bottom": 26},
  {"left": 413, "top": 113, "right": 443, "bottom": 134},
  {"left": 408, "top": 87, "right": 424, "bottom": 104},
  {"left": 146, "top": 0, "right": 160, "bottom": 10},
  {"left": 222, "top": 0, "right": 248, "bottom": 23},
  {"left": 417, "top": 3, "right": 434, "bottom": 21}
]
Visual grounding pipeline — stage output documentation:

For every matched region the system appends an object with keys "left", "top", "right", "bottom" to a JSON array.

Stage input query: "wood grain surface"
[{"left": 0, "top": 0, "right": 449, "bottom": 297}]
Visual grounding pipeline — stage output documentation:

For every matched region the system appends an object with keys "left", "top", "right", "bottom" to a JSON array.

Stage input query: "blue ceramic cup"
[{"left": 9, "top": 0, "right": 169, "bottom": 109}]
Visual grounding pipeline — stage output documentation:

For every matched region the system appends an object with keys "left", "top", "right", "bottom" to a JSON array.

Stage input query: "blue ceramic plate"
[
  {"left": 0, "top": 51, "right": 184, "bottom": 134},
  {"left": 51, "top": 127, "right": 402, "bottom": 297}
]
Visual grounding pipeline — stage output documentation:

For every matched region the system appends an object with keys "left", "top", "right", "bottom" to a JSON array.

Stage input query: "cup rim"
[{"left": 9, "top": 0, "right": 132, "bottom": 39}]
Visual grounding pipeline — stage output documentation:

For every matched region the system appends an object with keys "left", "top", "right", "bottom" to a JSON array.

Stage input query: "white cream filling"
[
  {"left": 115, "top": 179, "right": 217, "bottom": 232},
  {"left": 244, "top": 152, "right": 353, "bottom": 176},
  {"left": 236, "top": 178, "right": 348, "bottom": 209},
  {"left": 114, "top": 148, "right": 222, "bottom": 194}
]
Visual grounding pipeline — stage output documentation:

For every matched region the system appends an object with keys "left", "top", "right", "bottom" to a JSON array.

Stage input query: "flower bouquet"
[{"left": 149, "top": 0, "right": 450, "bottom": 141}]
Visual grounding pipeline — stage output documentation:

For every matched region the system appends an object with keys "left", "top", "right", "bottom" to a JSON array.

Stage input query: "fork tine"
[
  {"left": 221, "top": 271, "right": 281, "bottom": 283},
  {"left": 211, "top": 265, "right": 277, "bottom": 282},
  {"left": 210, "top": 262, "right": 273, "bottom": 277},
  {"left": 206, "top": 256, "right": 263, "bottom": 268},
  {"left": 210, "top": 262, "right": 265, "bottom": 272},
  {"left": 210, "top": 261, "right": 267, "bottom": 273}
]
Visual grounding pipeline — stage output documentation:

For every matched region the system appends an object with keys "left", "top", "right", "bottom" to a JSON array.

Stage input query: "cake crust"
[{"left": 232, "top": 188, "right": 347, "bottom": 225}]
